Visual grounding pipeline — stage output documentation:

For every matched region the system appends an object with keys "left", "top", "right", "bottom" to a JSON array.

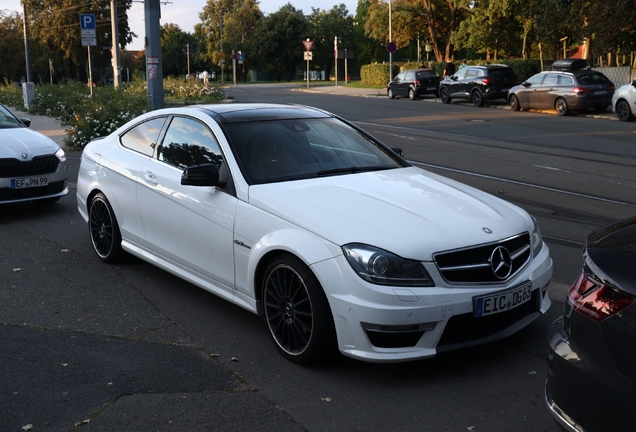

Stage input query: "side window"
[
  {"left": 405, "top": 71, "right": 415, "bottom": 81},
  {"left": 119, "top": 117, "right": 167, "bottom": 157},
  {"left": 543, "top": 74, "right": 558, "bottom": 85},
  {"left": 454, "top": 68, "right": 468, "bottom": 79},
  {"left": 394, "top": 72, "right": 405, "bottom": 83},
  {"left": 558, "top": 75, "right": 574, "bottom": 85},
  {"left": 157, "top": 117, "right": 223, "bottom": 170},
  {"left": 526, "top": 74, "right": 545, "bottom": 85}
]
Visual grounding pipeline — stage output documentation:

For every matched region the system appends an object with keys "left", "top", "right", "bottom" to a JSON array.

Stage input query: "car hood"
[
  {"left": 0, "top": 127, "right": 60, "bottom": 159},
  {"left": 248, "top": 166, "right": 532, "bottom": 260},
  {"left": 586, "top": 217, "right": 636, "bottom": 295}
]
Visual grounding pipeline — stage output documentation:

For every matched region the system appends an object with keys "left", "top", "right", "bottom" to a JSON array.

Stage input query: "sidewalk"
[{"left": 9, "top": 107, "right": 69, "bottom": 149}]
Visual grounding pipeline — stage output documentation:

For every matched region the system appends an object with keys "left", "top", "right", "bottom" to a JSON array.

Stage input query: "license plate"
[
  {"left": 474, "top": 282, "right": 532, "bottom": 317},
  {"left": 502, "top": 88, "right": 510, "bottom": 92},
  {"left": 11, "top": 176, "right": 49, "bottom": 189},
  {"left": 594, "top": 90, "right": 607, "bottom": 95},
  {"left": 427, "top": 87, "right": 437, "bottom": 91}
]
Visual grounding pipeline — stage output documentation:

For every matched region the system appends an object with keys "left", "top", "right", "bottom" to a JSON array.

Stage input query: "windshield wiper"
[{"left": 316, "top": 165, "right": 395, "bottom": 176}]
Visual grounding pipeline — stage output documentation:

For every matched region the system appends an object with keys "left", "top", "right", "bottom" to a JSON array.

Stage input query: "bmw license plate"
[
  {"left": 474, "top": 282, "right": 532, "bottom": 317},
  {"left": 11, "top": 176, "right": 49, "bottom": 189},
  {"left": 594, "top": 90, "right": 607, "bottom": 95}
]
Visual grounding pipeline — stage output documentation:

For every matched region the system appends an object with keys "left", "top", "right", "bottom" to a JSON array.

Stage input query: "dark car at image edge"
[{"left": 546, "top": 216, "right": 636, "bottom": 432}]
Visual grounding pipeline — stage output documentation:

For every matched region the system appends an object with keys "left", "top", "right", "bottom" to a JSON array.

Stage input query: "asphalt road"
[{"left": 3, "top": 84, "right": 635, "bottom": 431}]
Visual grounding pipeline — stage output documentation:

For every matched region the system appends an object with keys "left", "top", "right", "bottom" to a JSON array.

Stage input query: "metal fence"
[{"left": 592, "top": 66, "right": 636, "bottom": 85}]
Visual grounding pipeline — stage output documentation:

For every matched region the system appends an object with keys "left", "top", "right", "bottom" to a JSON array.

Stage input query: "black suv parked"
[
  {"left": 387, "top": 69, "right": 440, "bottom": 100},
  {"left": 439, "top": 64, "right": 518, "bottom": 107}
]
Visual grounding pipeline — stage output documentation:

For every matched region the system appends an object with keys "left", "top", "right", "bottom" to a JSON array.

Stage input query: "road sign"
[
  {"left": 80, "top": 14, "right": 96, "bottom": 47},
  {"left": 386, "top": 41, "right": 397, "bottom": 53},
  {"left": 79, "top": 14, "right": 96, "bottom": 30},
  {"left": 303, "top": 40, "right": 314, "bottom": 51},
  {"left": 304, "top": 51, "right": 313, "bottom": 61}
]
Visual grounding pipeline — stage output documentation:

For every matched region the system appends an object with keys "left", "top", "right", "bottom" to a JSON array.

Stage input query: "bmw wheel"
[
  {"left": 509, "top": 94, "right": 520, "bottom": 111},
  {"left": 409, "top": 88, "right": 416, "bottom": 100},
  {"left": 472, "top": 90, "right": 485, "bottom": 107},
  {"left": 262, "top": 254, "right": 336, "bottom": 364},
  {"left": 440, "top": 87, "right": 451, "bottom": 104},
  {"left": 616, "top": 100, "right": 633, "bottom": 122},
  {"left": 555, "top": 98, "right": 570, "bottom": 116},
  {"left": 89, "top": 193, "right": 123, "bottom": 263}
]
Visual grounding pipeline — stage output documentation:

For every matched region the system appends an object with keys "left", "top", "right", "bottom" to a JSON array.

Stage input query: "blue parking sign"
[{"left": 79, "top": 14, "right": 96, "bottom": 30}]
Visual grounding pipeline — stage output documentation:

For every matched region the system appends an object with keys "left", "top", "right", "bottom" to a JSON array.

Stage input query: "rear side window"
[
  {"left": 415, "top": 71, "right": 437, "bottom": 79},
  {"left": 489, "top": 68, "right": 515, "bottom": 80},
  {"left": 120, "top": 117, "right": 167, "bottom": 157},
  {"left": 577, "top": 73, "right": 610, "bottom": 85},
  {"left": 558, "top": 75, "right": 574, "bottom": 85}
]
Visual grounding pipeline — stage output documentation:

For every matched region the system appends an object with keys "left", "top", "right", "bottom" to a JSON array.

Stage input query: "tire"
[
  {"left": 88, "top": 193, "right": 123, "bottom": 263},
  {"left": 388, "top": 89, "right": 395, "bottom": 99},
  {"left": 509, "top": 94, "right": 520, "bottom": 111},
  {"left": 616, "top": 100, "right": 633, "bottom": 122},
  {"left": 555, "top": 98, "right": 570, "bottom": 116},
  {"left": 409, "top": 88, "right": 416, "bottom": 100},
  {"left": 440, "top": 87, "right": 451, "bottom": 104},
  {"left": 262, "top": 254, "right": 337, "bottom": 364},
  {"left": 472, "top": 90, "right": 485, "bottom": 107}
]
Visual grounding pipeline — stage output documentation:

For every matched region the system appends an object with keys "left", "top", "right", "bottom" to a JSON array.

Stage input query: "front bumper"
[
  {"left": 313, "top": 243, "right": 552, "bottom": 362},
  {"left": 0, "top": 160, "right": 69, "bottom": 204}
]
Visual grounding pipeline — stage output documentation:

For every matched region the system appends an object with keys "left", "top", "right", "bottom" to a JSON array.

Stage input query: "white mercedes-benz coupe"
[{"left": 77, "top": 103, "right": 552, "bottom": 363}]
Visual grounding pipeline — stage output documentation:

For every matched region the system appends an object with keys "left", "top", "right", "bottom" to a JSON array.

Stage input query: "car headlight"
[
  {"left": 55, "top": 148, "right": 66, "bottom": 162},
  {"left": 531, "top": 216, "right": 543, "bottom": 257},
  {"left": 342, "top": 243, "right": 434, "bottom": 287}
]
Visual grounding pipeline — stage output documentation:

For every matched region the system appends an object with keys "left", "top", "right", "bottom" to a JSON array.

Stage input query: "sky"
[{"left": 1, "top": 0, "right": 358, "bottom": 51}]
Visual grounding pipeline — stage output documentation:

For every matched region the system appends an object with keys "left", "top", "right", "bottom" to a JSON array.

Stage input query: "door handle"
[{"left": 144, "top": 171, "right": 158, "bottom": 185}]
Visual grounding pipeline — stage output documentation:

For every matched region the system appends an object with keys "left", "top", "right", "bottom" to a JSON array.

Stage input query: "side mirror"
[
  {"left": 632, "top": 79, "right": 636, "bottom": 87},
  {"left": 390, "top": 146, "right": 404, "bottom": 157},
  {"left": 451, "top": 75, "right": 458, "bottom": 81},
  {"left": 522, "top": 82, "right": 531, "bottom": 87},
  {"left": 181, "top": 163, "right": 226, "bottom": 187},
  {"left": 20, "top": 118, "right": 31, "bottom": 127}
]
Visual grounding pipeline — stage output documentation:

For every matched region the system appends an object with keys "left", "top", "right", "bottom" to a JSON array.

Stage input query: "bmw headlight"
[
  {"left": 342, "top": 243, "right": 434, "bottom": 287},
  {"left": 531, "top": 216, "right": 543, "bottom": 257},
  {"left": 55, "top": 148, "right": 66, "bottom": 162}
]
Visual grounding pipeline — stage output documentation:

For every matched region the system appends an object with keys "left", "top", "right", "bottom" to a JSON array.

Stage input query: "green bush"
[
  {"left": 361, "top": 63, "right": 399, "bottom": 86},
  {"left": 0, "top": 78, "right": 227, "bottom": 149},
  {"left": 497, "top": 59, "right": 542, "bottom": 82}
]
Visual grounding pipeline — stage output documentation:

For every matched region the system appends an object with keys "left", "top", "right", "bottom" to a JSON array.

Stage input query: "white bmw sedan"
[
  {"left": 77, "top": 103, "right": 552, "bottom": 364},
  {"left": 0, "top": 102, "right": 68, "bottom": 204}
]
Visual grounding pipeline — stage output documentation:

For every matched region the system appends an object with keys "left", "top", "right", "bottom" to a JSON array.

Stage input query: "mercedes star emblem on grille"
[{"left": 489, "top": 246, "right": 513, "bottom": 280}]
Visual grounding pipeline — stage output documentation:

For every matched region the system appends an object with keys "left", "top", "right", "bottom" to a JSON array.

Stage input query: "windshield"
[
  {"left": 223, "top": 117, "right": 406, "bottom": 184},
  {"left": 0, "top": 104, "right": 25, "bottom": 129}
]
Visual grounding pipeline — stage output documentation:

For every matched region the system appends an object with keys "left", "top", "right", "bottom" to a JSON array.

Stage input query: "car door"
[
  {"left": 447, "top": 67, "right": 469, "bottom": 97},
  {"left": 518, "top": 74, "right": 546, "bottom": 108},
  {"left": 392, "top": 72, "right": 406, "bottom": 97},
  {"left": 535, "top": 73, "right": 559, "bottom": 108},
  {"left": 135, "top": 115, "right": 238, "bottom": 290}
]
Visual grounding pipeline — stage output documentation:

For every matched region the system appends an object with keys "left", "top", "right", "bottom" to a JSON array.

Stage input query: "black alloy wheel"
[
  {"left": 472, "top": 89, "right": 485, "bottom": 107},
  {"left": 509, "top": 94, "right": 520, "bottom": 111},
  {"left": 409, "top": 88, "right": 416, "bottom": 100},
  {"left": 262, "top": 255, "right": 336, "bottom": 364},
  {"left": 89, "top": 193, "right": 123, "bottom": 262},
  {"left": 388, "top": 88, "right": 395, "bottom": 99},
  {"left": 555, "top": 98, "right": 570, "bottom": 116},
  {"left": 440, "top": 87, "right": 451, "bottom": 104},
  {"left": 616, "top": 100, "right": 633, "bottom": 122}
]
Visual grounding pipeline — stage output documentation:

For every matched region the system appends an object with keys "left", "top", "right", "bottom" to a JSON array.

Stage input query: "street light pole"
[{"left": 389, "top": 0, "right": 393, "bottom": 81}]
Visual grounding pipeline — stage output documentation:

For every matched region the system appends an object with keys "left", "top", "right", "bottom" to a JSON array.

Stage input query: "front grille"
[
  {"left": 437, "top": 289, "right": 540, "bottom": 350},
  {"left": 0, "top": 155, "right": 60, "bottom": 178},
  {"left": 434, "top": 233, "right": 531, "bottom": 284},
  {"left": 0, "top": 180, "right": 66, "bottom": 201}
]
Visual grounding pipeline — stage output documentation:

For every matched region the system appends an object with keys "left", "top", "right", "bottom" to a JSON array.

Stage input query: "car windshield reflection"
[
  {"left": 223, "top": 118, "right": 404, "bottom": 184},
  {"left": 0, "top": 106, "right": 24, "bottom": 129}
]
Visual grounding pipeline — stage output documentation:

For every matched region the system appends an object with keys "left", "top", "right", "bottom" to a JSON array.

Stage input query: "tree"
[
  {"left": 354, "top": 0, "right": 386, "bottom": 66},
  {"left": 308, "top": 4, "right": 355, "bottom": 80},
  {"left": 0, "top": 10, "right": 26, "bottom": 83},
  {"left": 160, "top": 24, "right": 199, "bottom": 78},
  {"left": 196, "top": 0, "right": 262, "bottom": 81},
  {"left": 364, "top": 0, "right": 471, "bottom": 63},
  {"left": 26, "top": 0, "right": 134, "bottom": 81},
  {"left": 252, "top": 4, "right": 308, "bottom": 81}
]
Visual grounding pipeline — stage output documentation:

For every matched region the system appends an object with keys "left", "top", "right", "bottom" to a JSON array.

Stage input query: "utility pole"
[
  {"left": 145, "top": 0, "right": 164, "bottom": 110},
  {"left": 110, "top": 0, "right": 122, "bottom": 87},
  {"left": 21, "top": 1, "right": 35, "bottom": 110}
]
